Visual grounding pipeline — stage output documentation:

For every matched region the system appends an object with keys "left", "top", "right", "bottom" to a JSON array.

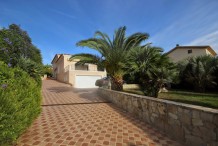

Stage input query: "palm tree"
[
  {"left": 214, "top": 57, "right": 218, "bottom": 90},
  {"left": 127, "top": 46, "right": 178, "bottom": 97},
  {"left": 179, "top": 55, "right": 218, "bottom": 92},
  {"left": 71, "top": 26, "right": 149, "bottom": 91}
]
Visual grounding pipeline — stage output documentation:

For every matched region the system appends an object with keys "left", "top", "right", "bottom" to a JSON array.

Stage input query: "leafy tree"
[
  {"left": 123, "top": 72, "right": 140, "bottom": 84},
  {"left": 27, "top": 45, "right": 43, "bottom": 64},
  {"left": 127, "top": 46, "right": 178, "bottom": 97},
  {"left": 0, "top": 24, "right": 42, "bottom": 67},
  {"left": 42, "top": 64, "right": 52, "bottom": 77},
  {"left": 16, "top": 57, "right": 43, "bottom": 86},
  {"left": 71, "top": 26, "right": 149, "bottom": 91},
  {"left": 214, "top": 62, "right": 218, "bottom": 91},
  {"left": 178, "top": 55, "right": 218, "bottom": 92}
]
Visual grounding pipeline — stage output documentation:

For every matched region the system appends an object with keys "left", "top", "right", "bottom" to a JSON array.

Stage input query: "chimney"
[{"left": 176, "top": 44, "right": 179, "bottom": 47}]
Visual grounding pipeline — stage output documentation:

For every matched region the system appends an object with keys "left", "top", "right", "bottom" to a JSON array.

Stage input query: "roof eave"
[
  {"left": 207, "top": 46, "right": 217, "bottom": 56},
  {"left": 51, "top": 54, "right": 59, "bottom": 64}
]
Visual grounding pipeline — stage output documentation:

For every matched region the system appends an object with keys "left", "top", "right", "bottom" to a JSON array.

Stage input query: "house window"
[{"left": 188, "top": 49, "right": 192, "bottom": 54}]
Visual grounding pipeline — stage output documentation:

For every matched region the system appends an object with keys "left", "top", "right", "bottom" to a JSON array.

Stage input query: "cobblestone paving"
[{"left": 18, "top": 80, "right": 183, "bottom": 146}]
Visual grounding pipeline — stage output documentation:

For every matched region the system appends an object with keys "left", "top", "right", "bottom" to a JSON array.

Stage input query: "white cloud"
[
  {"left": 186, "top": 31, "right": 218, "bottom": 53},
  {"left": 149, "top": 1, "right": 218, "bottom": 53}
]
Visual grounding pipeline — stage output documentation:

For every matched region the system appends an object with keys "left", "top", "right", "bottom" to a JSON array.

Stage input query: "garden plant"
[{"left": 71, "top": 26, "right": 150, "bottom": 91}]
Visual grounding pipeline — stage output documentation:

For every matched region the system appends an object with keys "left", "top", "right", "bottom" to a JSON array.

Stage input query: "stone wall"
[
  {"left": 97, "top": 88, "right": 218, "bottom": 146},
  {"left": 123, "top": 84, "right": 140, "bottom": 89}
]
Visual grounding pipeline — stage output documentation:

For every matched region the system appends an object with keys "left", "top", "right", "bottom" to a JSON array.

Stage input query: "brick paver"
[{"left": 18, "top": 80, "right": 183, "bottom": 146}]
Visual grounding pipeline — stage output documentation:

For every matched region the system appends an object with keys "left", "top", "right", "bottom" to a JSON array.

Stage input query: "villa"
[
  {"left": 166, "top": 45, "right": 217, "bottom": 62},
  {"left": 51, "top": 54, "right": 107, "bottom": 88}
]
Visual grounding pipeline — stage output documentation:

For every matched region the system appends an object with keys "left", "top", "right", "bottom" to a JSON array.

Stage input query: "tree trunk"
[
  {"left": 141, "top": 81, "right": 162, "bottom": 98},
  {"left": 111, "top": 77, "right": 123, "bottom": 91},
  {"left": 194, "top": 83, "right": 205, "bottom": 93}
]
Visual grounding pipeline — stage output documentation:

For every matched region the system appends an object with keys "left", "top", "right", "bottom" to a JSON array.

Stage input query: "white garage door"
[{"left": 75, "top": 75, "right": 101, "bottom": 88}]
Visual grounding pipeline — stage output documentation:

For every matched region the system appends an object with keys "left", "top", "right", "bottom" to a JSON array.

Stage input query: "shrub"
[
  {"left": 127, "top": 46, "right": 178, "bottom": 98},
  {"left": 178, "top": 55, "right": 218, "bottom": 92},
  {"left": 0, "top": 62, "right": 42, "bottom": 145},
  {"left": 16, "top": 57, "right": 42, "bottom": 86},
  {"left": 42, "top": 64, "right": 52, "bottom": 77}
]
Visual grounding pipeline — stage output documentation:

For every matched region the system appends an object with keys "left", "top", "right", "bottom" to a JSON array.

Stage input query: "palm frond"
[
  {"left": 76, "top": 38, "right": 102, "bottom": 52},
  {"left": 181, "top": 55, "right": 218, "bottom": 92},
  {"left": 94, "top": 31, "right": 113, "bottom": 48},
  {"left": 124, "top": 32, "right": 149, "bottom": 50},
  {"left": 113, "top": 26, "right": 126, "bottom": 49},
  {"left": 70, "top": 53, "right": 104, "bottom": 69}
]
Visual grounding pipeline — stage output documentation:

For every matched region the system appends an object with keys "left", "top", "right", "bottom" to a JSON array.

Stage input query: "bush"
[
  {"left": 43, "top": 64, "right": 53, "bottom": 77},
  {"left": 0, "top": 62, "right": 42, "bottom": 145},
  {"left": 178, "top": 55, "right": 218, "bottom": 92},
  {"left": 16, "top": 57, "right": 42, "bottom": 86}
]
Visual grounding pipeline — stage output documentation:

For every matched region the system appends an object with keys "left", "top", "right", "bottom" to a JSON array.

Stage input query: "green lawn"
[{"left": 124, "top": 89, "right": 218, "bottom": 109}]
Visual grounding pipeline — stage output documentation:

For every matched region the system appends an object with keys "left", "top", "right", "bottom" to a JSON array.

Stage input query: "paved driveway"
[{"left": 18, "top": 80, "right": 182, "bottom": 146}]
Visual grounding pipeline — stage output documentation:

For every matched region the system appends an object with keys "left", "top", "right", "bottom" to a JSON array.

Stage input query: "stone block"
[
  {"left": 191, "top": 127, "right": 202, "bottom": 137},
  {"left": 204, "top": 122, "right": 216, "bottom": 129},
  {"left": 185, "top": 135, "right": 204, "bottom": 146},
  {"left": 141, "top": 99, "right": 148, "bottom": 111},
  {"left": 127, "top": 102, "right": 133, "bottom": 113},
  {"left": 169, "top": 112, "right": 178, "bottom": 120},
  {"left": 181, "top": 114, "right": 191, "bottom": 125},
  {"left": 209, "top": 142, "right": 218, "bottom": 146},
  {"left": 157, "top": 103, "right": 166, "bottom": 115},
  {"left": 138, "top": 110, "right": 143, "bottom": 120},
  {"left": 132, "top": 97, "right": 138, "bottom": 107},
  {"left": 183, "top": 126, "right": 191, "bottom": 135},
  {"left": 142, "top": 111, "right": 151, "bottom": 124},
  {"left": 167, "top": 104, "right": 178, "bottom": 114},
  {"left": 201, "top": 112, "right": 213, "bottom": 122},
  {"left": 168, "top": 118, "right": 180, "bottom": 126},
  {"left": 192, "top": 118, "right": 203, "bottom": 126},
  {"left": 192, "top": 110, "right": 200, "bottom": 119},
  {"left": 178, "top": 107, "right": 183, "bottom": 113},
  {"left": 137, "top": 98, "right": 143, "bottom": 111},
  {"left": 165, "top": 124, "right": 184, "bottom": 141},
  {"left": 150, "top": 113, "right": 158, "bottom": 123},
  {"left": 213, "top": 114, "right": 218, "bottom": 126},
  {"left": 199, "top": 127, "right": 216, "bottom": 141},
  {"left": 150, "top": 101, "right": 157, "bottom": 112},
  {"left": 183, "top": 108, "right": 190, "bottom": 114},
  {"left": 215, "top": 128, "right": 218, "bottom": 141},
  {"left": 132, "top": 107, "right": 139, "bottom": 116}
]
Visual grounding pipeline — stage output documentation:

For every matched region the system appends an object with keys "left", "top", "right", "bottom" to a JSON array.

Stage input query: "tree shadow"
[
  {"left": 47, "top": 86, "right": 74, "bottom": 93},
  {"left": 44, "top": 81, "right": 181, "bottom": 145},
  {"left": 76, "top": 89, "right": 108, "bottom": 102},
  {"left": 102, "top": 103, "right": 176, "bottom": 146},
  {"left": 46, "top": 86, "right": 108, "bottom": 103}
]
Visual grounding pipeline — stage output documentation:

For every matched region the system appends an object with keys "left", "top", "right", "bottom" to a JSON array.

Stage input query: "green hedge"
[{"left": 0, "top": 62, "right": 42, "bottom": 145}]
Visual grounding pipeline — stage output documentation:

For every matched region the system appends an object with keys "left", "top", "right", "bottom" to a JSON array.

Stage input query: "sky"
[{"left": 0, "top": 0, "right": 218, "bottom": 64}]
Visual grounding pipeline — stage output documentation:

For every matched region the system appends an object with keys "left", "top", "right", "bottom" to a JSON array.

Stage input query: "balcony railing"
[{"left": 64, "top": 64, "right": 106, "bottom": 72}]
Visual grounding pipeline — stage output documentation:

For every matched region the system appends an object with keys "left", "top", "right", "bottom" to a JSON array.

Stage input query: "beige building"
[
  {"left": 51, "top": 54, "right": 107, "bottom": 88},
  {"left": 166, "top": 45, "right": 217, "bottom": 62}
]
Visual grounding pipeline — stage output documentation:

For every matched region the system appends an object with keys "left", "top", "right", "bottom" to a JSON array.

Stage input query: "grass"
[{"left": 124, "top": 89, "right": 218, "bottom": 109}]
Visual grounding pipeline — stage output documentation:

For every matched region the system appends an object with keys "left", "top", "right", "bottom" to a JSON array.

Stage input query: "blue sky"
[{"left": 0, "top": 0, "right": 218, "bottom": 64}]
